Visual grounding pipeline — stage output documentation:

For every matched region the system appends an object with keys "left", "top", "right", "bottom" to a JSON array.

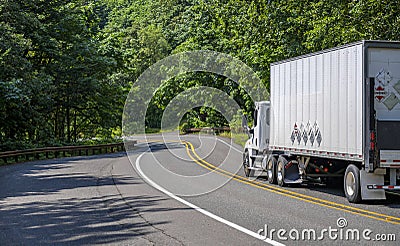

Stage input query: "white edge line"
[
  {"left": 134, "top": 150, "right": 284, "bottom": 246},
  {"left": 216, "top": 137, "right": 243, "bottom": 153},
  {"left": 195, "top": 135, "right": 243, "bottom": 153},
  {"left": 386, "top": 191, "right": 400, "bottom": 197}
]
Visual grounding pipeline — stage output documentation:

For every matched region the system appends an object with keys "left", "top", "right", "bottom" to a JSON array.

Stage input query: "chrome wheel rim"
[
  {"left": 244, "top": 153, "right": 249, "bottom": 175},
  {"left": 346, "top": 172, "right": 356, "bottom": 196},
  {"left": 277, "top": 163, "right": 283, "bottom": 182},
  {"left": 267, "top": 161, "right": 273, "bottom": 179}
]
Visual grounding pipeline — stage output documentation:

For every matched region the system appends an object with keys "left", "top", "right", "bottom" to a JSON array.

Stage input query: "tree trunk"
[
  {"left": 66, "top": 96, "right": 71, "bottom": 143},
  {"left": 74, "top": 110, "right": 77, "bottom": 142}
]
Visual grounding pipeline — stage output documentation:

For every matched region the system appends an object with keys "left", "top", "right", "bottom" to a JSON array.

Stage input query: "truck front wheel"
[
  {"left": 344, "top": 164, "right": 362, "bottom": 203},
  {"left": 267, "top": 156, "right": 277, "bottom": 184},
  {"left": 243, "top": 150, "right": 254, "bottom": 177}
]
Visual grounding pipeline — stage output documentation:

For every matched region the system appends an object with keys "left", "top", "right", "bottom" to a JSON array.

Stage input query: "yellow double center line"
[{"left": 182, "top": 141, "right": 400, "bottom": 225}]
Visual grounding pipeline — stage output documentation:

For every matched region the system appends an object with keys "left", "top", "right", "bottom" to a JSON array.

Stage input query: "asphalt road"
[{"left": 1, "top": 133, "right": 399, "bottom": 245}]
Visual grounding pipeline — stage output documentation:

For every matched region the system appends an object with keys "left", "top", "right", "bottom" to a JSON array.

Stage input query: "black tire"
[
  {"left": 277, "top": 156, "right": 288, "bottom": 187},
  {"left": 344, "top": 164, "right": 362, "bottom": 203},
  {"left": 243, "top": 150, "right": 251, "bottom": 177},
  {"left": 267, "top": 156, "right": 277, "bottom": 184}
]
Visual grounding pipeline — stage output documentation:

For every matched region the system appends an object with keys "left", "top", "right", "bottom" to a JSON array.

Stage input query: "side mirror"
[
  {"left": 241, "top": 115, "right": 248, "bottom": 129},
  {"left": 242, "top": 115, "right": 252, "bottom": 137}
]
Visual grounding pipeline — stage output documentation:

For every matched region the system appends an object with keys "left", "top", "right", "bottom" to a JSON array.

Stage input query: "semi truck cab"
[{"left": 244, "top": 101, "right": 270, "bottom": 153}]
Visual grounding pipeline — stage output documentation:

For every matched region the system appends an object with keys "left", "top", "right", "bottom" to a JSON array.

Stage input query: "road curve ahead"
[{"left": 1, "top": 133, "right": 399, "bottom": 245}]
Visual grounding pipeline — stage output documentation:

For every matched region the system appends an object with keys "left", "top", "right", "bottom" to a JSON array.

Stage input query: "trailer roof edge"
[{"left": 271, "top": 40, "right": 400, "bottom": 66}]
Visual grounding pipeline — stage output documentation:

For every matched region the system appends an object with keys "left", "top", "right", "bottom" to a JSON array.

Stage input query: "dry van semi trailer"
[{"left": 242, "top": 40, "right": 400, "bottom": 203}]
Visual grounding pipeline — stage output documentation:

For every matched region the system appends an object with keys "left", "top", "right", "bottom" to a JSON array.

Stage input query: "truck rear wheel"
[
  {"left": 277, "top": 156, "right": 287, "bottom": 187},
  {"left": 344, "top": 164, "right": 362, "bottom": 203},
  {"left": 267, "top": 156, "right": 277, "bottom": 184}
]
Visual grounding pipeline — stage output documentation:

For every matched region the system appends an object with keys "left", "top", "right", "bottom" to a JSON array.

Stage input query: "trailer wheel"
[
  {"left": 267, "top": 156, "right": 277, "bottom": 184},
  {"left": 243, "top": 150, "right": 254, "bottom": 177},
  {"left": 344, "top": 164, "right": 362, "bottom": 203},
  {"left": 277, "top": 156, "right": 287, "bottom": 187}
]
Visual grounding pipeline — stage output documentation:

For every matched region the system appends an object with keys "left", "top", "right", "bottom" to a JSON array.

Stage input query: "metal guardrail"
[
  {"left": 185, "top": 127, "right": 231, "bottom": 133},
  {"left": 0, "top": 141, "right": 136, "bottom": 164}
]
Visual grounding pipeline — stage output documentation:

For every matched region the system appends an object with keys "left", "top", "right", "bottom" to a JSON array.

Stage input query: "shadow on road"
[
  {"left": 147, "top": 142, "right": 185, "bottom": 152},
  {"left": 256, "top": 176, "right": 400, "bottom": 209},
  {"left": 0, "top": 153, "right": 189, "bottom": 244},
  {"left": 0, "top": 153, "right": 130, "bottom": 199}
]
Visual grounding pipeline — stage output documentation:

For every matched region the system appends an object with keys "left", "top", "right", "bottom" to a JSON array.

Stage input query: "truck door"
[
  {"left": 252, "top": 102, "right": 270, "bottom": 152},
  {"left": 368, "top": 48, "right": 400, "bottom": 168},
  {"left": 265, "top": 106, "right": 270, "bottom": 149}
]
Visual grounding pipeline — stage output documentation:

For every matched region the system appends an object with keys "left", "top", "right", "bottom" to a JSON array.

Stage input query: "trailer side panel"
[{"left": 270, "top": 44, "right": 364, "bottom": 161}]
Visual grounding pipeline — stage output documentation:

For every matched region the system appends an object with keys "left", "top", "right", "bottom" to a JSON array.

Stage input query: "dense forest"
[{"left": 1, "top": 0, "right": 400, "bottom": 150}]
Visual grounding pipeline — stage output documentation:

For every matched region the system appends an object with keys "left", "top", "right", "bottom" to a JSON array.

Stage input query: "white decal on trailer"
[
  {"left": 375, "top": 69, "right": 400, "bottom": 111},
  {"left": 290, "top": 121, "right": 322, "bottom": 147}
]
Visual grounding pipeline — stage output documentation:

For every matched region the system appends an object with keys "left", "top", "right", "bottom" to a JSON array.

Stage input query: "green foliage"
[
  {"left": 219, "top": 131, "right": 248, "bottom": 148},
  {"left": 2, "top": 0, "right": 400, "bottom": 150},
  {"left": 179, "top": 122, "right": 189, "bottom": 134},
  {"left": 181, "top": 107, "right": 229, "bottom": 129},
  {"left": 1, "top": 0, "right": 122, "bottom": 147}
]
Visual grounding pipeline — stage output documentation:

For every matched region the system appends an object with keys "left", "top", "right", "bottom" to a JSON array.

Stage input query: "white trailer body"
[
  {"left": 243, "top": 40, "right": 400, "bottom": 203},
  {"left": 270, "top": 43, "right": 364, "bottom": 161}
]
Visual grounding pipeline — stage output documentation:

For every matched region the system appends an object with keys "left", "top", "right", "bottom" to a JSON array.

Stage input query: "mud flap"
[
  {"left": 360, "top": 170, "right": 386, "bottom": 200},
  {"left": 284, "top": 162, "right": 302, "bottom": 184}
]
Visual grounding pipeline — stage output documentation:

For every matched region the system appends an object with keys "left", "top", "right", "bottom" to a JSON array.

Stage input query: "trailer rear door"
[{"left": 368, "top": 47, "right": 400, "bottom": 167}]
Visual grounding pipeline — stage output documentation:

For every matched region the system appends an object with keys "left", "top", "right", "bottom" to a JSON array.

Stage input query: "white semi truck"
[{"left": 242, "top": 40, "right": 400, "bottom": 203}]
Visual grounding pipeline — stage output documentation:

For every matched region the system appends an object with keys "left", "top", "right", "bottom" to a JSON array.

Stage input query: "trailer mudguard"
[{"left": 360, "top": 170, "right": 386, "bottom": 200}]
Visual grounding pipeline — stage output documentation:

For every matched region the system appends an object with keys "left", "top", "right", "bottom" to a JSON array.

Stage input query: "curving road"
[{"left": 1, "top": 133, "right": 399, "bottom": 245}]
